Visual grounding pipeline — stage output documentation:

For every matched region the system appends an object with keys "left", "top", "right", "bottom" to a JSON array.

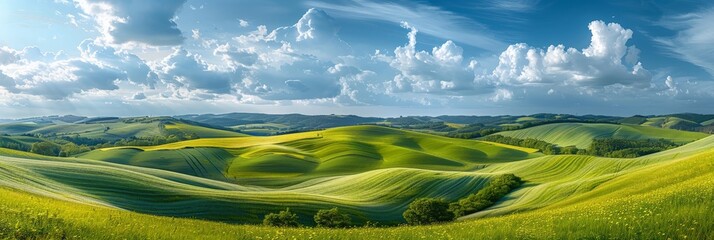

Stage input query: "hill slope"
[
  {"left": 0, "top": 116, "right": 245, "bottom": 141},
  {"left": 1, "top": 134, "right": 713, "bottom": 238},
  {"left": 80, "top": 126, "right": 539, "bottom": 186},
  {"left": 494, "top": 122, "right": 708, "bottom": 148}
]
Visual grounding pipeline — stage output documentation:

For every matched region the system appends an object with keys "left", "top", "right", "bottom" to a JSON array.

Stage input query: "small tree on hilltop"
[
  {"left": 314, "top": 207, "right": 352, "bottom": 228},
  {"left": 263, "top": 208, "right": 300, "bottom": 227},
  {"left": 403, "top": 198, "right": 455, "bottom": 225}
]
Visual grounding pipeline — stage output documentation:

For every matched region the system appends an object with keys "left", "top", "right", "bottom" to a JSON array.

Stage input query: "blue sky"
[{"left": 0, "top": 0, "right": 712, "bottom": 118}]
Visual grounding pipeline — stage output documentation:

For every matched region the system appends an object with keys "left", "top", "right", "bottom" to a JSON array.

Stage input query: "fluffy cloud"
[
  {"left": 154, "top": 48, "right": 233, "bottom": 96},
  {"left": 0, "top": 59, "right": 121, "bottom": 99},
  {"left": 74, "top": 0, "right": 187, "bottom": 46},
  {"left": 0, "top": 47, "right": 20, "bottom": 65},
  {"left": 78, "top": 40, "right": 158, "bottom": 87},
  {"left": 385, "top": 22, "right": 485, "bottom": 95},
  {"left": 239, "top": 19, "right": 249, "bottom": 27},
  {"left": 269, "top": 8, "right": 351, "bottom": 60},
  {"left": 132, "top": 92, "right": 146, "bottom": 100},
  {"left": 491, "top": 21, "right": 651, "bottom": 88},
  {"left": 0, "top": 42, "right": 155, "bottom": 100},
  {"left": 212, "top": 8, "right": 348, "bottom": 100}
]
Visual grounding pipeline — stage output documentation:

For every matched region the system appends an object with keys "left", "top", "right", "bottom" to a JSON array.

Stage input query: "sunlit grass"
[
  {"left": 1, "top": 138, "right": 712, "bottom": 239},
  {"left": 0, "top": 126, "right": 713, "bottom": 238}
]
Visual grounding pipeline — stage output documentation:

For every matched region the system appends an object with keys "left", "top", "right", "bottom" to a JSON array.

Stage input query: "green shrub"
[
  {"left": 314, "top": 208, "right": 351, "bottom": 228},
  {"left": 403, "top": 198, "right": 454, "bottom": 225},
  {"left": 263, "top": 208, "right": 299, "bottom": 227}
]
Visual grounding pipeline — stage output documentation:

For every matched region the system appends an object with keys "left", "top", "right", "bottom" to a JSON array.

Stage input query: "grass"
[
  {"left": 163, "top": 122, "right": 247, "bottom": 138},
  {"left": 641, "top": 116, "right": 701, "bottom": 129},
  {"left": 81, "top": 126, "right": 539, "bottom": 186},
  {"left": 231, "top": 123, "right": 290, "bottom": 135},
  {"left": 495, "top": 122, "right": 708, "bottom": 148},
  {"left": 445, "top": 122, "right": 466, "bottom": 129},
  {"left": 0, "top": 153, "right": 495, "bottom": 225},
  {"left": 0, "top": 118, "right": 244, "bottom": 141},
  {"left": 0, "top": 122, "right": 46, "bottom": 134},
  {"left": 1, "top": 134, "right": 713, "bottom": 239}
]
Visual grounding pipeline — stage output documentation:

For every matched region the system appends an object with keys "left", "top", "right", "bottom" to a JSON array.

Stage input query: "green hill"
[
  {"left": 0, "top": 116, "right": 244, "bottom": 140},
  {"left": 1, "top": 131, "right": 713, "bottom": 238},
  {"left": 641, "top": 116, "right": 701, "bottom": 130},
  {"left": 80, "top": 126, "right": 539, "bottom": 186},
  {"left": 494, "top": 122, "right": 708, "bottom": 149}
]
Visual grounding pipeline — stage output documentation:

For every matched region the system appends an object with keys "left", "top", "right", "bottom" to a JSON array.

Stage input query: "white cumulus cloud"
[
  {"left": 385, "top": 22, "right": 489, "bottom": 95},
  {"left": 491, "top": 20, "right": 651, "bottom": 88}
]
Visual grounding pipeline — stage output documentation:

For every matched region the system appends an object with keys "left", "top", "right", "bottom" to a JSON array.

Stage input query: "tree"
[
  {"left": 403, "top": 198, "right": 454, "bottom": 225},
  {"left": 30, "top": 142, "right": 61, "bottom": 156},
  {"left": 314, "top": 207, "right": 352, "bottom": 228},
  {"left": 58, "top": 143, "right": 91, "bottom": 157},
  {"left": 263, "top": 208, "right": 300, "bottom": 227}
]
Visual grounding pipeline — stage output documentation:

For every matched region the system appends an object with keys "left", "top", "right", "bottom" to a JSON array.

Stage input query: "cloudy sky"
[{"left": 0, "top": 0, "right": 712, "bottom": 118}]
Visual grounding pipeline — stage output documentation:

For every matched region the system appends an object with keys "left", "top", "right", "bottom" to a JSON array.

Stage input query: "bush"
[
  {"left": 403, "top": 198, "right": 454, "bottom": 225},
  {"left": 263, "top": 208, "right": 299, "bottom": 227},
  {"left": 314, "top": 208, "right": 352, "bottom": 228}
]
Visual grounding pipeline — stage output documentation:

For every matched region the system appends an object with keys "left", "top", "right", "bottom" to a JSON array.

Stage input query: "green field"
[
  {"left": 494, "top": 122, "right": 708, "bottom": 148},
  {"left": 0, "top": 117, "right": 245, "bottom": 141},
  {"left": 80, "top": 126, "right": 538, "bottom": 186},
  {"left": 641, "top": 116, "right": 701, "bottom": 130},
  {"left": 0, "top": 124, "right": 713, "bottom": 239}
]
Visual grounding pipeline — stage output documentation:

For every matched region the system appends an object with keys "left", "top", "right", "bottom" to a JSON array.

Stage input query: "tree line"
[
  {"left": 480, "top": 135, "right": 584, "bottom": 155},
  {"left": 480, "top": 135, "right": 680, "bottom": 158}
]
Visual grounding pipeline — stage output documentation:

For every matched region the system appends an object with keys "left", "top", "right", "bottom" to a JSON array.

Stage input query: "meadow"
[{"left": 0, "top": 123, "right": 712, "bottom": 239}]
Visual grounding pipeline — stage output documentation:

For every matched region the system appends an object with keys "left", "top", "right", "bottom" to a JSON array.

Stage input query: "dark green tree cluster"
[
  {"left": 58, "top": 143, "right": 92, "bottom": 157},
  {"left": 588, "top": 138, "right": 679, "bottom": 158},
  {"left": 402, "top": 198, "right": 455, "bottom": 225},
  {"left": 263, "top": 208, "right": 300, "bottom": 227},
  {"left": 481, "top": 135, "right": 585, "bottom": 155},
  {"left": 29, "top": 142, "right": 61, "bottom": 156},
  {"left": 0, "top": 137, "right": 30, "bottom": 152},
  {"left": 263, "top": 207, "right": 353, "bottom": 228},
  {"left": 448, "top": 174, "right": 523, "bottom": 217},
  {"left": 314, "top": 208, "right": 352, "bottom": 228}
]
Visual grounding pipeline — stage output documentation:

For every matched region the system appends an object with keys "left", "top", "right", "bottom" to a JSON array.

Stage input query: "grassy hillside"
[
  {"left": 494, "top": 122, "right": 708, "bottom": 148},
  {"left": 1, "top": 134, "right": 713, "bottom": 239},
  {"left": 0, "top": 116, "right": 244, "bottom": 140},
  {"left": 641, "top": 116, "right": 701, "bottom": 130},
  {"left": 80, "top": 126, "right": 539, "bottom": 186},
  {"left": 0, "top": 153, "right": 495, "bottom": 225}
]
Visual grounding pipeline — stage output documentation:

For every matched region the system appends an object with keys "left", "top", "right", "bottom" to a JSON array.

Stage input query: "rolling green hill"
[
  {"left": 494, "top": 122, "right": 708, "bottom": 148},
  {"left": 640, "top": 116, "right": 701, "bottom": 130},
  {"left": 1, "top": 130, "right": 713, "bottom": 238},
  {"left": 0, "top": 116, "right": 244, "bottom": 140},
  {"left": 80, "top": 126, "right": 539, "bottom": 186}
]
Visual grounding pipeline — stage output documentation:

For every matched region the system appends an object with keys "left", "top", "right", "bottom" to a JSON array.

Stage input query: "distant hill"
[
  {"left": 0, "top": 116, "right": 246, "bottom": 155},
  {"left": 494, "top": 122, "right": 708, "bottom": 148},
  {"left": 3, "top": 113, "right": 714, "bottom": 140}
]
